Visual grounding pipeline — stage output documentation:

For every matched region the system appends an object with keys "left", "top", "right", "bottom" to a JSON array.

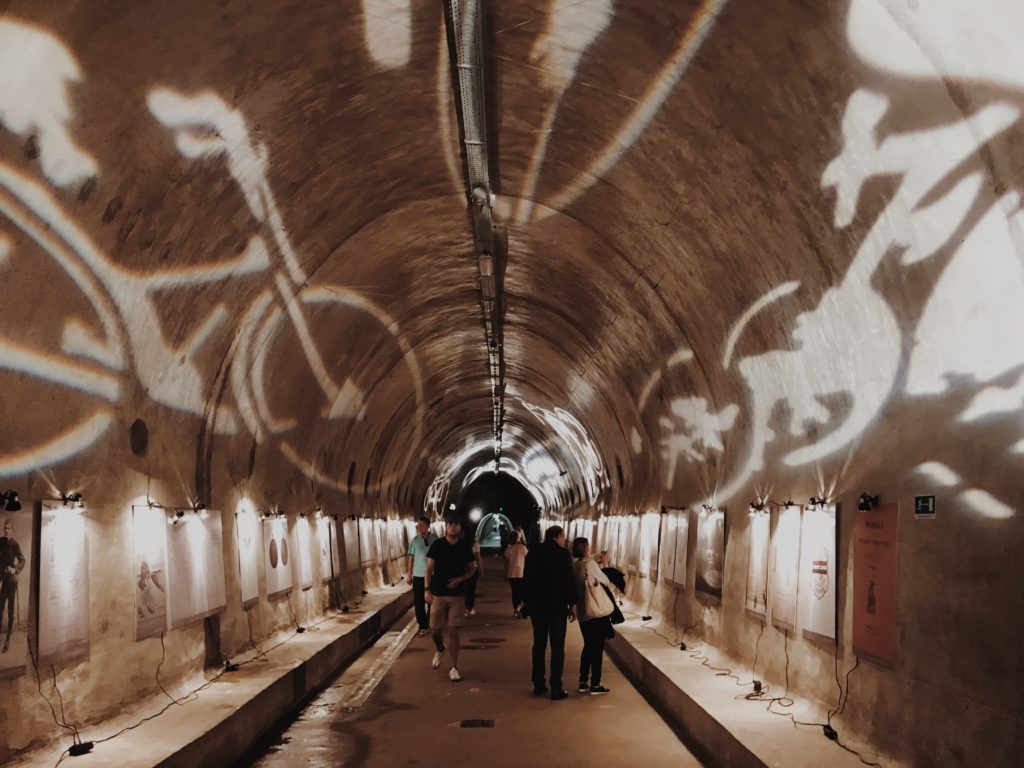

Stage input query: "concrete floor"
[{"left": 244, "top": 561, "right": 702, "bottom": 768}]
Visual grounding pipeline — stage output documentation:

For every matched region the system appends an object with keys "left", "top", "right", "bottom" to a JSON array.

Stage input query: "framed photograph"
[
  {"left": 295, "top": 516, "right": 314, "bottom": 591},
  {"left": 769, "top": 505, "right": 802, "bottom": 632},
  {"left": 745, "top": 510, "right": 770, "bottom": 617},
  {"left": 694, "top": 507, "right": 725, "bottom": 599},
  {"left": 799, "top": 504, "right": 838, "bottom": 642},
  {"left": 235, "top": 509, "right": 260, "bottom": 609}
]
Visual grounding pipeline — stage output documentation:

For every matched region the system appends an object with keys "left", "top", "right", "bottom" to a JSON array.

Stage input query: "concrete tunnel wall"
[{"left": 0, "top": 0, "right": 1022, "bottom": 765}]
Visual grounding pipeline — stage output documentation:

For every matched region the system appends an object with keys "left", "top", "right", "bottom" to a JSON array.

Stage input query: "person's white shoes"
[
  {"left": 468, "top": 608, "right": 477, "bottom": 616},
  {"left": 449, "top": 666, "right": 461, "bottom": 682},
  {"left": 432, "top": 649, "right": 445, "bottom": 669}
]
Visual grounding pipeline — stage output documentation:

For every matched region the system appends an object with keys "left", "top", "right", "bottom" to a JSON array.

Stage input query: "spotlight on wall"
[
  {"left": 808, "top": 496, "right": 826, "bottom": 508},
  {"left": 858, "top": 493, "right": 879, "bottom": 512},
  {"left": 1, "top": 491, "right": 21, "bottom": 512},
  {"left": 448, "top": 503, "right": 456, "bottom": 511},
  {"left": 61, "top": 491, "right": 85, "bottom": 509},
  {"left": 468, "top": 508, "right": 482, "bottom": 523},
  {"left": 170, "top": 509, "right": 186, "bottom": 525},
  {"left": 748, "top": 500, "right": 766, "bottom": 515},
  {"left": 314, "top": 506, "right": 323, "bottom": 519}
]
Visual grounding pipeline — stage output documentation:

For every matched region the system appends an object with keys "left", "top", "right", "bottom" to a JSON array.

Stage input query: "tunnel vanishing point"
[{"left": 0, "top": 1, "right": 1021, "bottom": 767}]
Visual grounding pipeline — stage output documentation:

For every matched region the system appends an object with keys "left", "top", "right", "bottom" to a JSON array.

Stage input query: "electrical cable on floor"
[
  {"left": 50, "top": 665, "right": 80, "bottom": 742},
  {"left": 246, "top": 608, "right": 267, "bottom": 659},
  {"left": 156, "top": 631, "right": 189, "bottom": 705},
  {"left": 27, "top": 635, "right": 80, "bottom": 745}
]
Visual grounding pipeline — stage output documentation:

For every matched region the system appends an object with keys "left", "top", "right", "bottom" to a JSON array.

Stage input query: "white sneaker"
[
  {"left": 432, "top": 649, "right": 445, "bottom": 669},
  {"left": 468, "top": 608, "right": 477, "bottom": 616},
  {"left": 449, "top": 666, "right": 461, "bottom": 682}
]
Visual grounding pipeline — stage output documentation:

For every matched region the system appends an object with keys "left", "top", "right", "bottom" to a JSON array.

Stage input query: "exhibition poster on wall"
[
  {"left": 132, "top": 504, "right": 167, "bottom": 642},
  {"left": 798, "top": 504, "right": 838, "bottom": 642},
  {"left": 373, "top": 518, "right": 386, "bottom": 563},
  {"left": 316, "top": 516, "right": 333, "bottom": 583},
  {"left": 639, "top": 512, "right": 660, "bottom": 579},
  {"left": 695, "top": 508, "right": 725, "bottom": 599},
  {"left": 296, "top": 516, "right": 314, "bottom": 590},
  {"left": 853, "top": 502, "right": 899, "bottom": 667},
  {"left": 235, "top": 509, "right": 260, "bottom": 608},
  {"left": 745, "top": 510, "right": 770, "bottom": 617},
  {"left": 263, "top": 517, "right": 293, "bottom": 598},
  {"left": 624, "top": 515, "right": 640, "bottom": 574},
  {"left": 38, "top": 502, "right": 89, "bottom": 666},
  {"left": 0, "top": 507, "right": 33, "bottom": 678},
  {"left": 672, "top": 508, "right": 689, "bottom": 587},
  {"left": 769, "top": 505, "right": 802, "bottom": 632},
  {"left": 358, "top": 518, "right": 377, "bottom": 567},
  {"left": 342, "top": 519, "right": 360, "bottom": 573},
  {"left": 164, "top": 509, "right": 227, "bottom": 629},
  {"left": 327, "top": 519, "right": 342, "bottom": 579}
]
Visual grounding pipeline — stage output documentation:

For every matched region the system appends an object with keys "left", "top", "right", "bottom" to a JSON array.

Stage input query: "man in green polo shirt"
[{"left": 406, "top": 516, "right": 437, "bottom": 636}]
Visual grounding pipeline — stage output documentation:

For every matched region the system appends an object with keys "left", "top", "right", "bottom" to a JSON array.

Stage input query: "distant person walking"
[
  {"left": 406, "top": 516, "right": 438, "bottom": 636},
  {"left": 424, "top": 515, "right": 477, "bottom": 682},
  {"left": 523, "top": 525, "right": 576, "bottom": 700},
  {"left": 572, "top": 537, "right": 614, "bottom": 695},
  {"left": 504, "top": 531, "right": 528, "bottom": 617}
]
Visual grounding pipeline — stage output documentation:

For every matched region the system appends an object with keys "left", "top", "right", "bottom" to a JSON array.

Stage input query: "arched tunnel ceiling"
[{"left": 1, "top": 1, "right": 1022, "bottom": 520}]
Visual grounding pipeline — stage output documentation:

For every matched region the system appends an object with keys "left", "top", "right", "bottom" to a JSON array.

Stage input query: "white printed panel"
[
  {"left": 132, "top": 505, "right": 167, "bottom": 642},
  {"left": 316, "top": 516, "right": 333, "bottom": 583},
  {"left": 0, "top": 507, "right": 33, "bottom": 677},
  {"left": 672, "top": 510, "right": 689, "bottom": 587},
  {"left": 798, "top": 505, "right": 837, "bottom": 641},
  {"left": 769, "top": 505, "right": 802, "bottom": 632},
  {"left": 358, "top": 519, "right": 377, "bottom": 566},
  {"left": 695, "top": 508, "right": 725, "bottom": 598},
  {"left": 38, "top": 502, "right": 89, "bottom": 665},
  {"left": 235, "top": 509, "right": 260, "bottom": 608},
  {"left": 296, "top": 516, "right": 314, "bottom": 590},
  {"left": 342, "top": 519, "right": 360, "bottom": 572},
  {"left": 165, "top": 510, "right": 226, "bottom": 629},
  {"left": 263, "top": 517, "right": 293, "bottom": 598},
  {"left": 745, "top": 511, "right": 769, "bottom": 617}
]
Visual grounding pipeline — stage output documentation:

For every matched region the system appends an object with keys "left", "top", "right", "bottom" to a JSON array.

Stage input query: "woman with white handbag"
[{"left": 571, "top": 537, "right": 614, "bottom": 695}]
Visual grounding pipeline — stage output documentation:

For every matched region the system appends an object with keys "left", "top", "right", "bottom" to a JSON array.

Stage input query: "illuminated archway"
[{"left": 475, "top": 511, "right": 514, "bottom": 549}]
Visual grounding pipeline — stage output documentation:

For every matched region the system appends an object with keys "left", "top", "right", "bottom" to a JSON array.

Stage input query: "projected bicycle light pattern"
[
  {"left": 643, "top": 0, "right": 1024, "bottom": 518},
  {"left": 0, "top": 19, "right": 424, "bottom": 484}
]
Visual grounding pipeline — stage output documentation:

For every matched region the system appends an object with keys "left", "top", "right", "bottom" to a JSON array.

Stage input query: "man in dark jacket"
[{"left": 523, "top": 525, "right": 576, "bottom": 700}]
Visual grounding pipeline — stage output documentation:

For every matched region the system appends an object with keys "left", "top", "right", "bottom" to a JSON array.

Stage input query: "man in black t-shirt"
[{"left": 425, "top": 515, "right": 477, "bottom": 682}]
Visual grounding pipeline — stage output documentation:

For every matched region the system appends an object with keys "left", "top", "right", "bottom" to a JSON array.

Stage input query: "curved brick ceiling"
[{"left": 1, "top": 0, "right": 1022, "bottom": 522}]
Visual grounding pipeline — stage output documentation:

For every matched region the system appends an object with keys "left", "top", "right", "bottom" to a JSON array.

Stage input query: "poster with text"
[
  {"left": 745, "top": 511, "right": 769, "bottom": 617},
  {"left": 694, "top": 508, "right": 725, "bottom": 598},
  {"left": 342, "top": 519, "right": 360, "bottom": 572},
  {"left": 296, "top": 516, "right": 314, "bottom": 590},
  {"left": 263, "top": 517, "right": 292, "bottom": 598},
  {"left": 799, "top": 504, "right": 838, "bottom": 642},
  {"left": 38, "top": 502, "right": 89, "bottom": 665},
  {"left": 0, "top": 507, "right": 34, "bottom": 678},
  {"left": 165, "top": 510, "right": 226, "bottom": 629},
  {"left": 132, "top": 505, "right": 167, "bottom": 641},
  {"left": 235, "top": 510, "right": 260, "bottom": 608},
  {"left": 769, "top": 505, "right": 802, "bottom": 632},
  {"left": 672, "top": 509, "right": 689, "bottom": 587},
  {"left": 853, "top": 503, "right": 899, "bottom": 667},
  {"left": 316, "top": 516, "right": 333, "bottom": 583}
]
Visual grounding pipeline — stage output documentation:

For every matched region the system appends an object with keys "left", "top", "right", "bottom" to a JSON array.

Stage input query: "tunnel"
[{"left": 0, "top": 1, "right": 1021, "bottom": 766}]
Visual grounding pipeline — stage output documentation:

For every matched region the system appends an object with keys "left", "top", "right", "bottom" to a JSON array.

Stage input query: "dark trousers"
[
  {"left": 465, "top": 573, "right": 479, "bottom": 610},
  {"left": 0, "top": 581, "right": 15, "bottom": 637},
  {"left": 531, "top": 613, "right": 567, "bottom": 689},
  {"left": 579, "top": 618, "right": 607, "bottom": 686},
  {"left": 412, "top": 576, "right": 429, "bottom": 629},
  {"left": 508, "top": 578, "right": 524, "bottom": 609}
]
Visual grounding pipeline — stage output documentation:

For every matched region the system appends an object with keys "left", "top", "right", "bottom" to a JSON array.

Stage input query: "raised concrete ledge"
[
  {"left": 12, "top": 586, "right": 413, "bottom": 768},
  {"left": 607, "top": 619, "right": 875, "bottom": 768}
]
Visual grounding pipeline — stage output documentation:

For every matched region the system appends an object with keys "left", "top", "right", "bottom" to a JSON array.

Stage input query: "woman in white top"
[
  {"left": 504, "top": 531, "right": 528, "bottom": 617},
  {"left": 572, "top": 537, "right": 613, "bottom": 694}
]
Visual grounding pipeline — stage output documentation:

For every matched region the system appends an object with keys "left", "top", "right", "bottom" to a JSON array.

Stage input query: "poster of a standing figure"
[
  {"left": 133, "top": 505, "right": 168, "bottom": 641},
  {"left": 38, "top": 501, "right": 89, "bottom": 665},
  {"left": 0, "top": 508, "right": 32, "bottom": 678},
  {"left": 695, "top": 507, "right": 725, "bottom": 599}
]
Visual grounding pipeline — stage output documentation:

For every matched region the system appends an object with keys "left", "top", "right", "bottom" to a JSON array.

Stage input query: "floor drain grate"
[{"left": 460, "top": 719, "right": 495, "bottom": 728}]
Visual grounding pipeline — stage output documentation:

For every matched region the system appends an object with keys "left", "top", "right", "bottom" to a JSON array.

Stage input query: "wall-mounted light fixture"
[
  {"left": 169, "top": 509, "right": 186, "bottom": 525},
  {"left": 808, "top": 496, "right": 826, "bottom": 508},
  {"left": 1, "top": 491, "right": 21, "bottom": 512},
  {"left": 61, "top": 491, "right": 85, "bottom": 509},
  {"left": 748, "top": 500, "right": 767, "bottom": 515},
  {"left": 858, "top": 493, "right": 879, "bottom": 512}
]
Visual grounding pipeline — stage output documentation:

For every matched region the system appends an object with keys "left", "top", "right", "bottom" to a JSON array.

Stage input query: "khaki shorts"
[{"left": 429, "top": 595, "right": 466, "bottom": 631}]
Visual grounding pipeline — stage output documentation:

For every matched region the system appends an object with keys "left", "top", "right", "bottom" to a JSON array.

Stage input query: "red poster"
[{"left": 853, "top": 502, "right": 899, "bottom": 667}]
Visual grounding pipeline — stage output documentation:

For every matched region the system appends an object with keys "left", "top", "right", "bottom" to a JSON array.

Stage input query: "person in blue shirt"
[{"left": 405, "top": 516, "right": 437, "bottom": 636}]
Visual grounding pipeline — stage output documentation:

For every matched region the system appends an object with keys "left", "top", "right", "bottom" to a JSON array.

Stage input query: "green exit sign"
[{"left": 914, "top": 495, "right": 936, "bottom": 518}]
